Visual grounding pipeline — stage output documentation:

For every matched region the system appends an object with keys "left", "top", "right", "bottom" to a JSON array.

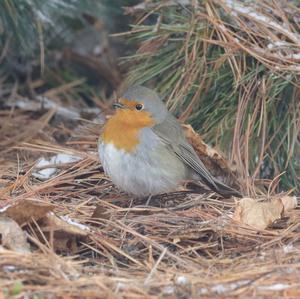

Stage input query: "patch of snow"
[
  {"left": 288, "top": 53, "right": 300, "bottom": 60},
  {"left": 267, "top": 41, "right": 290, "bottom": 49},
  {"left": 176, "top": 275, "right": 189, "bottom": 285},
  {"left": 283, "top": 244, "right": 294, "bottom": 254},
  {"left": 258, "top": 283, "right": 290, "bottom": 291},
  {"left": 93, "top": 45, "right": 102, "bottom": 55},
  {"left": 115, "top": 282, "right": 127, "bottom": 292},
  {"left": 162, "top": 285, "right": 175, "bottom": 295},
  {"left": 49, "top": 0, "right": 75, "bottom": 9},
  {"left": 35, "top": 11, "right": 53, "bottom": 25},
  {"left": 32, "top": 153, "right": 82, "bottom": 180},
  {"left": 60, "top": 215, "right": 90, "bottom": 231},
  {"left": 82, "top": 107, "right": 101, "bottom": 114},
  {"left": 9, "top": 98, "right": 36, "bottom": 110},
  {"left": 7, "top": 97, "right": 82, "bottom": 120},
  {"left": 224, "top": 0, "right": 300, "bottom": 43},
  {"left": 199, "top": 280, "right": 251, "bottom": 295},
  {"left": 33, "top": 162, "right": 57, "bottom": 180},
  {"left": 52, "top": 153, "right": 82, "bottom": 164},
  {"left": 3, "top": 265, "right": 17, "bottom": 272},
  {"left": 0, "top": 204, "right": 12, "bottom": 213},
  {"left": 212, "top": 284, "right": 228, "bottom": 294},
  {"left": 290, "top": 65, "right": 300, "bottom": 72},
  {"left": 36, "top": 96, "right": 81, "bottom": 119}
]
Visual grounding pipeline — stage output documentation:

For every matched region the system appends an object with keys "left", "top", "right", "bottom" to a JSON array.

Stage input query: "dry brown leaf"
[
  {"left": 233, "top": 196, "right": 297, "bottom": 230},
  {"left": 38, "top": 213, "right": 89, "bottom": 253},
  {"left": 0, "top": 216, "right": 31, "bottom": 253},
  {"left": 281, "top": 195, "right": 298, "bottom": 212},
  {"left": 0, "top": 199, "right": 55, "bottom": 225},
  {"left": 41, "top": 213, "right": 90, "bottom": 237},
  {"left": 233, "top": 197, "right": 283, "bottom": 229},
  {"left": 182, "top": 124, "right": 239, "bottom": 188},
  {"left": 92, "top": 203, "right": 111, "bottom": 220}
]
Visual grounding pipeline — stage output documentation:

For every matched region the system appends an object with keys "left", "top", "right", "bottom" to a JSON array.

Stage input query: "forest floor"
[{"left": 0, "top": 94, "right": 300, "bottom": 299}]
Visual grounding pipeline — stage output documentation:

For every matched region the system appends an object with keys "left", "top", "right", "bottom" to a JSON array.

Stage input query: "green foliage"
[
  {"left": 0, "top": 0, "right": 134, "bottom": 57},
  {"left": 3, "top": 280, "right": 23, "bottom": 298},
  {"left": 1, "top": 1, "right": 85, "bottom": 53},
  {"left": 0, "top": 0, "right": 134, "bottom": 100}
]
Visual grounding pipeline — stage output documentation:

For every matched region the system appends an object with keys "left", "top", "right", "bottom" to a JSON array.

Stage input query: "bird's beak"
[{"left": 113, "top": 102, "right": 124, "bottom": 109}]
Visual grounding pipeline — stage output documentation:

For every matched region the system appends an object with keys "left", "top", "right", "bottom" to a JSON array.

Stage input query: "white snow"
[
  {"left": 162, "top": 286, "right": 175, "bottom": 295},
  {"left": 176, "top": 275, "right": 189, "bottom": 285},
  {"left": 32, "top": 153, "right": 82, "bottom": 180},
  {"left": 7, "top": 97, "right": 80, "bottom": 120},
  {"left": 224, "top": 0, "right": 300, "bottom": 43},
  {"left": 288, "top": 53, "right": 300, "bottom": 60},
  {"left": 60, "top": 215, "right": 90, "bottom": 231},
  {"left": 33, "top": 158, "right": 57, "bottom": 179},
  {"left": 212, "top": 284, "right": 229, "bottom": 294},
  {"left": 199, "top": 281, "right": 291, "bottom": 295},
  {"left": 283, "top": 244, "right": 294, "bottom": 254},
  {"left": 35, "top": 11, "right": 53, "bottom": 25},
  {"left": 36, "top": 96, "right": 81, "bottom": 119},
  {"left": 3, "top": 265, "right": 17, "bottom": 272},
  {"left": 267, "top": 41, "right": 290, "bottom": 49},
  {"left": 93, "top": 45, "right": 102, "bottom": 55},
  {"left": 0, "top": 204, "right": 12, "bottom": 213},
  {"left": 82, "top": 107, "right": 101, "bottom": 114},
  {"left": 8, "top": 97, "right": 101, "bottom": 119},
  {"left": 199, "top": 280, "right": 250, "bottom": 295},
  {"left": 258, "top": 283, "right": 290, "bottom": 291}
]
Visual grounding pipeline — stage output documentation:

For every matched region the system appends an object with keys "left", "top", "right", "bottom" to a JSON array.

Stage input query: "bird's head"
[{"left": 113, "top": 86, "right": 168, "bottom": 126}]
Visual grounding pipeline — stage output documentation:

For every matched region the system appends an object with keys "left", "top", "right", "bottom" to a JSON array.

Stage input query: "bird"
[{"left": 98, "top": 85, "right": 241, "bottom": 198}]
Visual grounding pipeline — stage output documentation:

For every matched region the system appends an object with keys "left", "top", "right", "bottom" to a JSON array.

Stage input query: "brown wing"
[{"left": 153, "top": 116, "right": 241, "bottom": 198}]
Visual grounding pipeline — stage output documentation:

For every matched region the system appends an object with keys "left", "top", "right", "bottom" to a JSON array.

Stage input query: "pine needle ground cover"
[
  {"left": 1, "top": 99, "right": 300, "bottom": 298},
  {"left": 0, "top": 1, "right": 300, "bottom": 298}
]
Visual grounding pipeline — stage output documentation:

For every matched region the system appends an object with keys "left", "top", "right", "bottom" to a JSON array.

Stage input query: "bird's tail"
[
  {"left": 190, "top": 169, "right": 242, "bottom": 198},
  {"left": 211, "top": 178, "right": 242, "bottom": 198}
]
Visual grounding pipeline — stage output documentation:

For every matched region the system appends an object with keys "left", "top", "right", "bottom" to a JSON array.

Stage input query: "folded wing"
[{"left": 153, "top": 115, "right": 241, "bottom": 198}]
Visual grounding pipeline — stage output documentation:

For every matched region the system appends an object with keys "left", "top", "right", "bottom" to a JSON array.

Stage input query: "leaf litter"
[
  {"left": 0, "top": 99, "right": 299, "bottom": 298},
  {"left": 0, "top": 216, "right": 30, "bottom": 253},
  {"left": 233, "top": 196, "right": 298, "bottom": 230}
]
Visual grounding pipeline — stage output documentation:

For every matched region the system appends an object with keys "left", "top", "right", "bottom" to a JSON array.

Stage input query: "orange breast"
[{"left": 101, "top": 109, "right": 155, "bottom": 152}]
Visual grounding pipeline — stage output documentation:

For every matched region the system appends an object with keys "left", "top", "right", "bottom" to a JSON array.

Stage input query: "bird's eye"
[{"left": 135, "top": 103, "right": 144, "bottom": 111}]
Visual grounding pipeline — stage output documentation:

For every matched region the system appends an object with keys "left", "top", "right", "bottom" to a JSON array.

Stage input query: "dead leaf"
[
  {"left": 281, "top": 195, "right": 298, "bottom": 212},
  {"left": 0, "top": 216, "right": 30, "bottom": 253},
  {"left": 0, "top": 199, "right": 54, "bottom": 225},
  {"left": 233, "top": 196, "right": 297, "bottom": 230},
  {"left": 41, "top": 213, "right": 89, "bottom": 237},
  {"left": 92, "top": 203, "right": 111, "bottom": 220},
  {"left": 182, "top": 124, "right": 239, "bottom": 188},
  {"left": 38, "top": 213, "right": 89, "bottom": 253}
]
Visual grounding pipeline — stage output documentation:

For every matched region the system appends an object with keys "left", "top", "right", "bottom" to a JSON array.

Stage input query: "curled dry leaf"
[
  {"left": 281, "top": 195, "right": 297, "bottom": 212},
  {"left": 0, "top": 199, "right": 55, "bottom": 225},
  {"left": 38, "top": 213, "right": 90, "bottom": 253},
  {"left": 0, "top": 216, "right": 31, "bottom": 253},
  {"left": 92, "top": 203, "right": 111, "bottom": 220},
  {"left": 182, "top": 124, "right": 239, "bottom": 188},
  {"left": 233, "top": 196, "right": 298, "bottom": 230},
  {"left": 41, "top": 213, "right": 90, "bottom": 237}
]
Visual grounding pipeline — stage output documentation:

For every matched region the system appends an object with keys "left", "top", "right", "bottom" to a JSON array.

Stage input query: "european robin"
[{"left": 98, "top": 86, "right": 241, "bottom": 198}]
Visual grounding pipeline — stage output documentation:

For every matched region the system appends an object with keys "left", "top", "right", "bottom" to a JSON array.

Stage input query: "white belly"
[{"left": 98, "top": 132, "right": 186, "bottom": 196}]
